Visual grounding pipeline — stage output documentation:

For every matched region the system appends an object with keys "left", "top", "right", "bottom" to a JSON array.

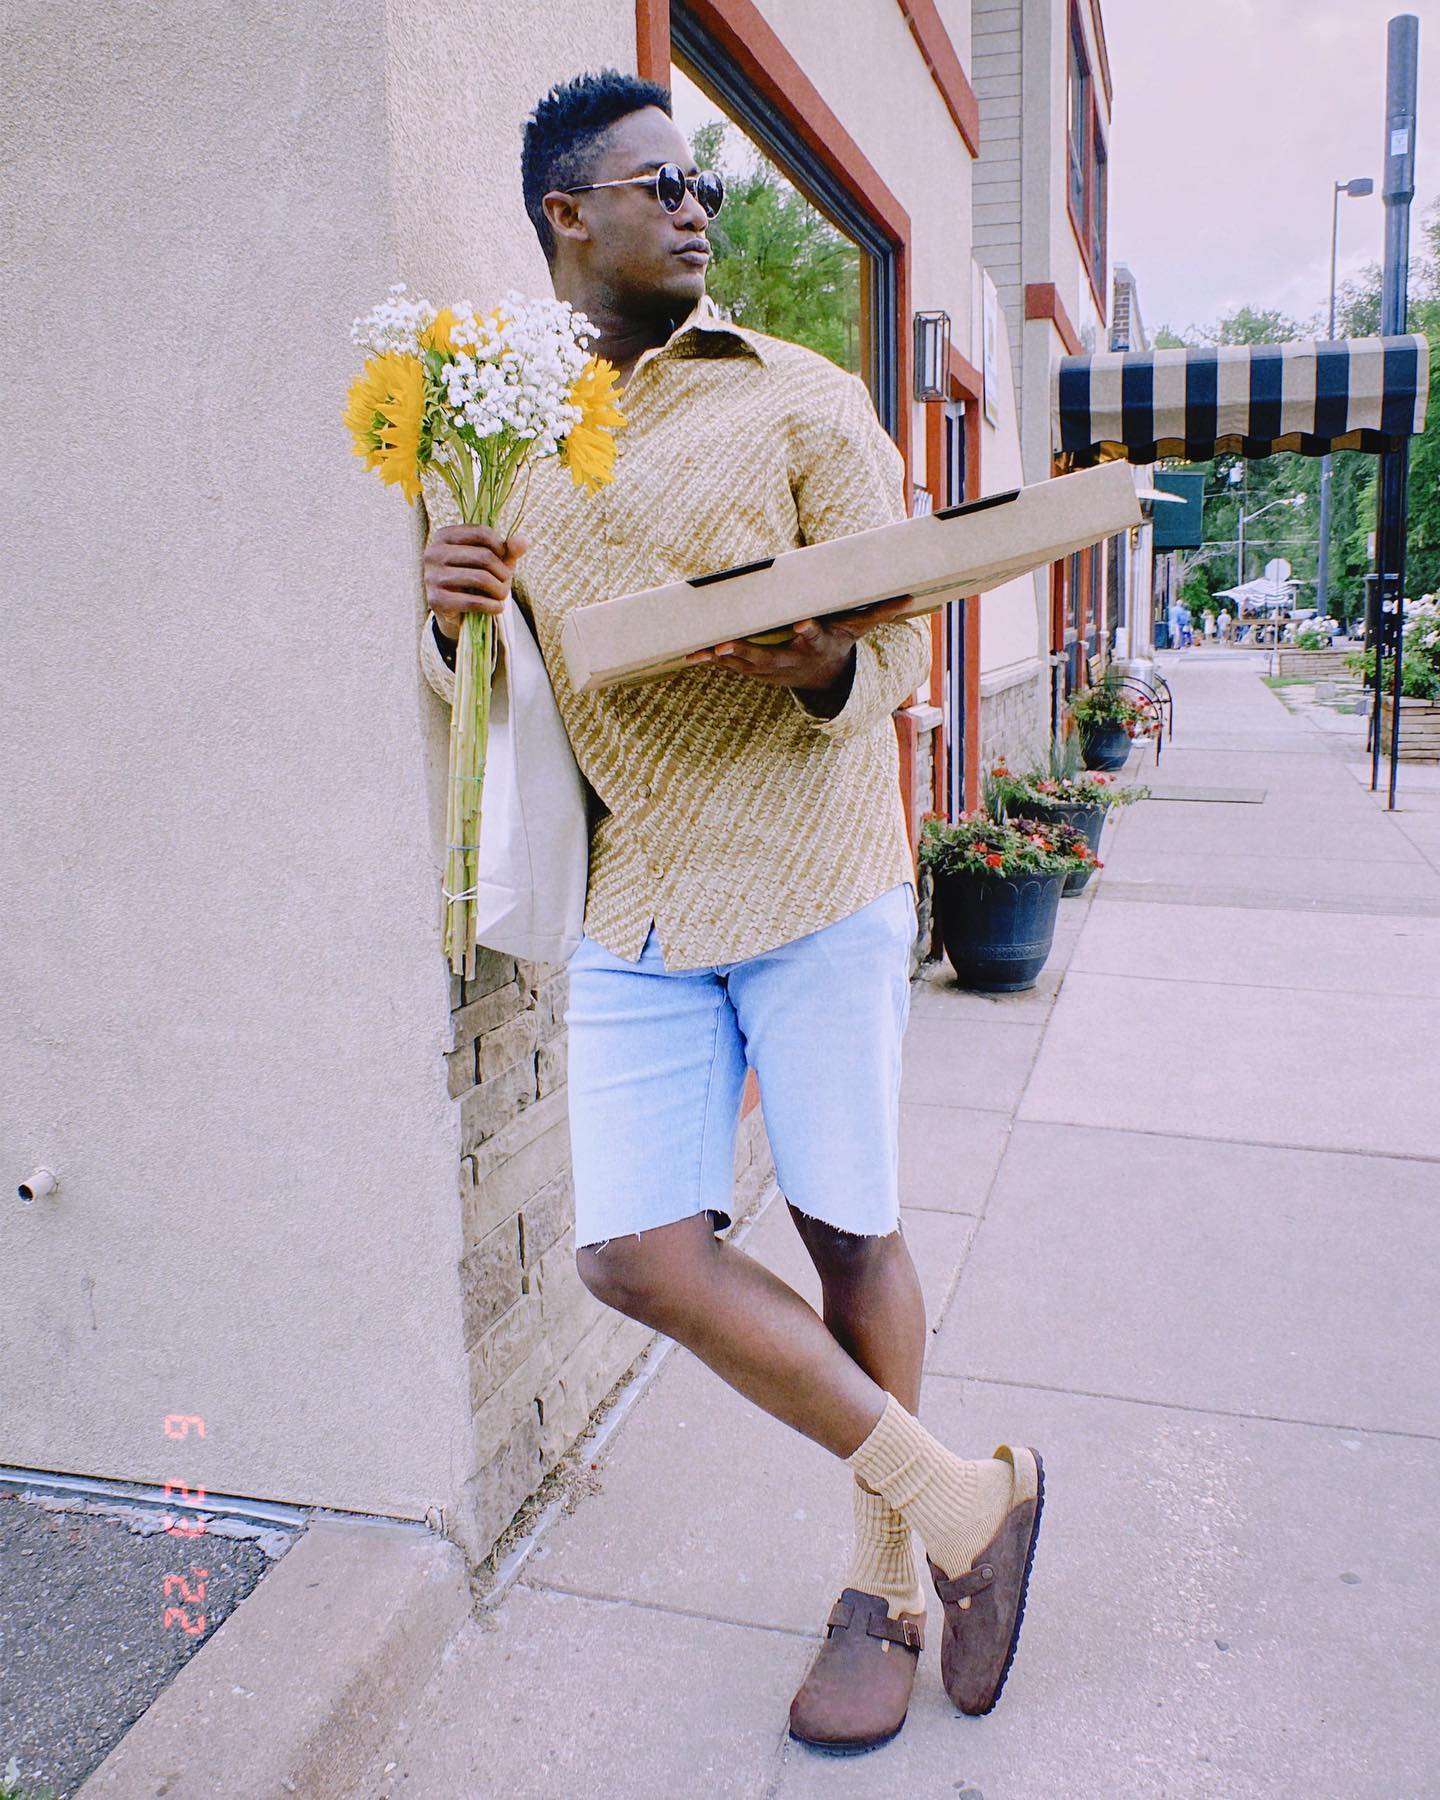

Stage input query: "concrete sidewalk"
[{"left": 356, "top": 652, "right": 1440, "bottom": 1800}]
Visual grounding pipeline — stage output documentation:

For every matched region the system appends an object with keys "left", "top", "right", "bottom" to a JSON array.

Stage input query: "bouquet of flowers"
[{"left": 344, "top": 284, "right": 626, "bottom": 976}]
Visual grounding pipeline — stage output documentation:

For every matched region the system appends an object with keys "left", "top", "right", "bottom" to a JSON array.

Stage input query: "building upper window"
[
  {"left": 1067, "top": 23, "right": 1088, "bottom": 223},
  {"left": 1066, "top": 6, "right": 1107, "bottom": 307}
]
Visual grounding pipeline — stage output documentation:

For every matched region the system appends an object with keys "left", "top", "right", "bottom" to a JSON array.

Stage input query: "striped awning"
[{"left": 1055, "top": 334, "right": 1430, "bottom": 467}]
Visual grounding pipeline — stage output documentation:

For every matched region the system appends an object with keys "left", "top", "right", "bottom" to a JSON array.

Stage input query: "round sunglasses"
[{"left": 565, "top": 162, "right": 725, "bottom": 218}]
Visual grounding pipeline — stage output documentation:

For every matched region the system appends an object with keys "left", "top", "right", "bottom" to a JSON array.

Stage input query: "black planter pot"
[
  {"left": 1029, "top": 800, "right": 1107, "bottom": 896},
  {"left": 934, "top": 869, "right": 1065, "bottom": 993},
  {"left": 1079, "top": 723, "right": 1132, "bottom": 771}
]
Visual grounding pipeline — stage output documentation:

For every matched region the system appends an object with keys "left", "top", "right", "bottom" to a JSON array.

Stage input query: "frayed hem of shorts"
[
  {"left": 578, "top": 1204, "right": 732, "bottom": 1254},
  {"left": 786, "top": 1198, "right": 903, "bottom": 1242}
]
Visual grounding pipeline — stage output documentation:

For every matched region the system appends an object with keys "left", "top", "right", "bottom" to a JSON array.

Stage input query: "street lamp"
[{"left": 1317, "top": 176, "right": 1376, "bottom": 617}]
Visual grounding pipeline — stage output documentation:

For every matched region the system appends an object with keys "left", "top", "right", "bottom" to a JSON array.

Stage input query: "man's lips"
[{"left": 675, "top": 244, "right": 711, "bottom": 261}]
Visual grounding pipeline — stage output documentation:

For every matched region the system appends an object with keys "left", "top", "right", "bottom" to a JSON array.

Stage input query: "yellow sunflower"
[
  {"left": 419, "top": 307, "right": 462, "bottom": 354},
  {"left": 560, "top": 357, "right": 627, "bottom": 493},
  {"left": 343, "top": 351, "right": 425, "bottom": 502}
]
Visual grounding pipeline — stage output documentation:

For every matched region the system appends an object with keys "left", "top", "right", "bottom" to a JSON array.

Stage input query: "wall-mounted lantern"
[{"left": 913, "top": 310, "right": 951, "bottom": 402}]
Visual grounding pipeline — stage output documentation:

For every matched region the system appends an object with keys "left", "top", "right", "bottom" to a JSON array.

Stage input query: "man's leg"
[
  {"left": 784, "top": 1208, "right": 923, "bottom": 1413},
  {"left": 576, "top": 1210, "right": 892, "bottom": 1456},
  {"left": 571, "top": 904, "right": 1038, "bottom": 1722},
  {"left": 786, "top": 1208, "right": 928, "bottom": 1621}
]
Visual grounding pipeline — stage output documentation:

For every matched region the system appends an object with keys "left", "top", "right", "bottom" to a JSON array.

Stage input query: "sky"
[{"left": 1102, "top": 0, "right": 1438, "bottom": 339}]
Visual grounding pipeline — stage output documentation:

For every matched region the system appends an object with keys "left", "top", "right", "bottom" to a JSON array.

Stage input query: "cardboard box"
[{"left": 561, "top": 459, "right": 1141, "bottom": 692}]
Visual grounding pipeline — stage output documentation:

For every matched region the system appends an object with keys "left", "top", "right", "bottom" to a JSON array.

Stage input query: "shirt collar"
[{"left": 661, "top": 290, "right": 767, "bottom": 365}]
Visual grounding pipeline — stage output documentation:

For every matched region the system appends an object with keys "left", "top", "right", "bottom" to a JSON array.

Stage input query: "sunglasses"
[{"left": 565, "top": 162, "right": 725, "bottom": 218}]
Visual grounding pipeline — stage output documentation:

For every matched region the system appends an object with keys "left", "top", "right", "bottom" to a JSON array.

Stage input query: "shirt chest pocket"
[{"left": 650, "top": 441, "right": 799, "bottom": 580}]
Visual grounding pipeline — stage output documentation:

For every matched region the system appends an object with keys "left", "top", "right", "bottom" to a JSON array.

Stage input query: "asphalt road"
[{"left": 0, "top": 1487, "right": 294, "bottom": 1799}]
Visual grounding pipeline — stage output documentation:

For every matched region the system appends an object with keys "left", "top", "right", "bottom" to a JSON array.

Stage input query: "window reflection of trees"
[{"left": 689, "top": 116, "right": 862, "bottom": 376}]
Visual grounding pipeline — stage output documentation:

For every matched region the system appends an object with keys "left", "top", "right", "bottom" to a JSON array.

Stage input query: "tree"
[
  {"left": 1338, "top": 197, "right": 1440, "bottom": 601},
  {"left": 691, "top": 119, "right": 861, "bottom": 373},
  {"left": 1150, "top": 202, "right": 1439, "bottom": 618}
]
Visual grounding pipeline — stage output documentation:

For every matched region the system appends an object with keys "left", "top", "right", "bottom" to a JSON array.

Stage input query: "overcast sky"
[{"left": 1102, "top": 0, "right": 1437, "bottom": 339}]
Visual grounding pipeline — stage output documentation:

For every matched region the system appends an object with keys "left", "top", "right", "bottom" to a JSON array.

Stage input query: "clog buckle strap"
[
  {"left": 928, "top": 1562, "right": 997, "bottom": 1605},
  {"left": 826, "top": 1597, "right": 924, "bottom": 1649}
]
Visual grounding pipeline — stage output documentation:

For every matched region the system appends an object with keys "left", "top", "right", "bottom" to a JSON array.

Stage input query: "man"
[{"left": 418, "top": 69, "right": 1042, "bottom": 1753}]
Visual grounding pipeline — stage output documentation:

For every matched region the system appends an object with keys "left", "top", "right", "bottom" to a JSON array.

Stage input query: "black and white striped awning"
[{"left": 1055, "top": 334, "right": 1430, "bottom": 466}]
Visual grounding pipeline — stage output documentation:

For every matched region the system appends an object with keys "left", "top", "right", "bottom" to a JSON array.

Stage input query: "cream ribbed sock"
[
  {"left": 844, "top": 1392, "right": 1015, "bottom": 1581},
  {"left": 845, "top": 1475, "right": 926, "bottom": 1618}
]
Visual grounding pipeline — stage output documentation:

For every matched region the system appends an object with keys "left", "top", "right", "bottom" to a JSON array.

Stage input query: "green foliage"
[
  {"left": 1067, "top": 676, "right": 1145, "bottom": 728},
  {"left": 919, "top": 813, "right": 1094, "bottom": 880},
  {"left": 986, "top": 761, "right": 1149, "bottom": 811},
  {"left": 1337, "top": 200, "right": 1440, "bottom": 605},
  {"left": 691, "top": 120, "right": 861, "bottom": 373},
  {"left": 1153, "top": 209, "right": 1439, "bottom": 622},
  {"left": 1345, "top": 598, "right": 1440, "bottom": 698},
  {"left": 1181, "top": 568, "right": 1221, "bottom": 614}
]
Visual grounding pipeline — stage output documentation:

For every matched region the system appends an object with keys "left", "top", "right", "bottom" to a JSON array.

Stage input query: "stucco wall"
[{"left": 1, "top": 0, "right": 632, "bottom": 1536}]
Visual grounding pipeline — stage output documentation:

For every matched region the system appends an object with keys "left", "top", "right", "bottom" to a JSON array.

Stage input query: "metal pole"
[
  {"left": 1378, "top": 13, "right": 1418, "bottom": 810},
  {"left": 1317, "top": 184, "right": 1342, "bottom": 618},
  {"left": 1364, "top": 572, "right": 1381, "bottom": 768}
]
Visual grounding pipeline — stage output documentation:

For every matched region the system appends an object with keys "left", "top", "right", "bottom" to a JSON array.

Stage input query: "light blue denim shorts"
[{"left": 563, "top": 881, "right": 917, "bottom": 1250}]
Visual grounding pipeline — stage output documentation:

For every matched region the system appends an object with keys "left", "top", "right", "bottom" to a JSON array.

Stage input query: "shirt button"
[{"left": 639, "top": 783, "right": 653, "bottom": 800}]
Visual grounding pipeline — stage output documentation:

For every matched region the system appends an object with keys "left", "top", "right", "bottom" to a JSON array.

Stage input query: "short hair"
[{"left": 522, "top": 68, "right": 673, "bottom": 265}]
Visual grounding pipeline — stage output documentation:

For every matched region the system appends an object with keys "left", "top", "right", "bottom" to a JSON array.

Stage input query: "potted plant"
[
  {"left": 988, "top": 755, "right": 1148, "bottom": 895},
  {"left": 1067, "top": 675, "right": 1146, "bottom": 770},
  {"left": 1346, "top": 595, "right": 1440, "bottom": 761},
  {"left": 919, "top": 811, "right": 1096, "bottom": 992}
]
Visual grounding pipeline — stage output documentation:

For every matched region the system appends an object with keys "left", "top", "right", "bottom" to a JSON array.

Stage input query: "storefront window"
[
  {"left": 669, "top": 5, "right": 901, "bottom": 433},
  {"left": 672, "top": 64, "right": 863, "bottom": 376}
]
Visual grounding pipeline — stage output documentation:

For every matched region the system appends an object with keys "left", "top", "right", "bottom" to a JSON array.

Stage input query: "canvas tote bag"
[{"left": 420, "top": 599, "right": 589, "bottom": 965}]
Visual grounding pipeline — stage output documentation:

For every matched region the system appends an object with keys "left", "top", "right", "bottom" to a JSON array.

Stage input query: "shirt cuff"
[
  {"left": 432, "top": 613, "right": 458, "bottom": 670},
  {"left": 788, "top": 621, "right": 927, "bottom": 741},
  {"left": 420, "top": 610, "right": 457, "bottom": 704},
  {"left": 788, "top": 637, "right": 889, "bottom": 741},
  {"left": 790, "top": 645, "right": 857, "bottom": 722}
]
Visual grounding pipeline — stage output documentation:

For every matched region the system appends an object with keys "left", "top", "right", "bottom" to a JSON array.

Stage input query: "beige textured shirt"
[{"left": 419, "top": 291, "right": 930, "bottom": 970}]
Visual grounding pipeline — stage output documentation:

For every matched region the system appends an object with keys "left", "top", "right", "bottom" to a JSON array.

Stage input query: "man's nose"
[{"left": 674, "top": 184, "right": 709, "bottom": 230}]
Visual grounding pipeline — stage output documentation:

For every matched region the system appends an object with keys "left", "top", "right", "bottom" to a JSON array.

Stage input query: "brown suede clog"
[
  {"left": 787, "top": 1587, "right": 925, "bottom": 1754},
  {"left": 925, "top": 1443, "right": 1045, "bottom": 1716}
]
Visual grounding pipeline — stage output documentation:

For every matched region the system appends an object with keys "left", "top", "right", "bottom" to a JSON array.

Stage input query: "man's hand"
[
  {"left": 424, "top": 524, "right": 531, "bottom": 640},
  {"left": 682, "top": 594, "right": 916, "bottom": 696}
]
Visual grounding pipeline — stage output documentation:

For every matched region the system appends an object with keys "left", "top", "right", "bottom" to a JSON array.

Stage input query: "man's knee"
[
  {"left": 575, "top": 1232, "right": 664, "bottom": 1319},
  {"left": 789, "top": 1205, "right": 901, "bottom": 1281}
]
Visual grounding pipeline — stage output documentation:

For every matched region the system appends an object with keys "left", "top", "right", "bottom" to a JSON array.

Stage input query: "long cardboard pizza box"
[{"left": 561, "top": 458, "right": 1140, "bottom": 692}]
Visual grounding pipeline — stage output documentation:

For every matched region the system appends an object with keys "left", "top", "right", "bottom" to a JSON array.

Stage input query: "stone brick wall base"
[{"left": 447, "top": 949, "right": 774, "bottom": 1566}]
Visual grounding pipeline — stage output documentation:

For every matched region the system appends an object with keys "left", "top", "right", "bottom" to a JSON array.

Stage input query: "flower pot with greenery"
[
  {"left": 919, "top": 813, "right": 1095, "bottom": 992},
  {"left": 987, "top": 758, "right": 1149, "bottom": 895},
  {"left": 1067, "top": 676, "right": 1146, "bottom": 770}
]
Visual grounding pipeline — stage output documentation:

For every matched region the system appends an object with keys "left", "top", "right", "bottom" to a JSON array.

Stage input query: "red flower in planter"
[{"left": 985, "top": 852, "right": 1004, "bottom": 868}]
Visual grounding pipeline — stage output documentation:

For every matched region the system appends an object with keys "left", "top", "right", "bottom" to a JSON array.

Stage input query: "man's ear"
[{"left": 543, "top": 190, "right": 589, "bottom": 250}]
